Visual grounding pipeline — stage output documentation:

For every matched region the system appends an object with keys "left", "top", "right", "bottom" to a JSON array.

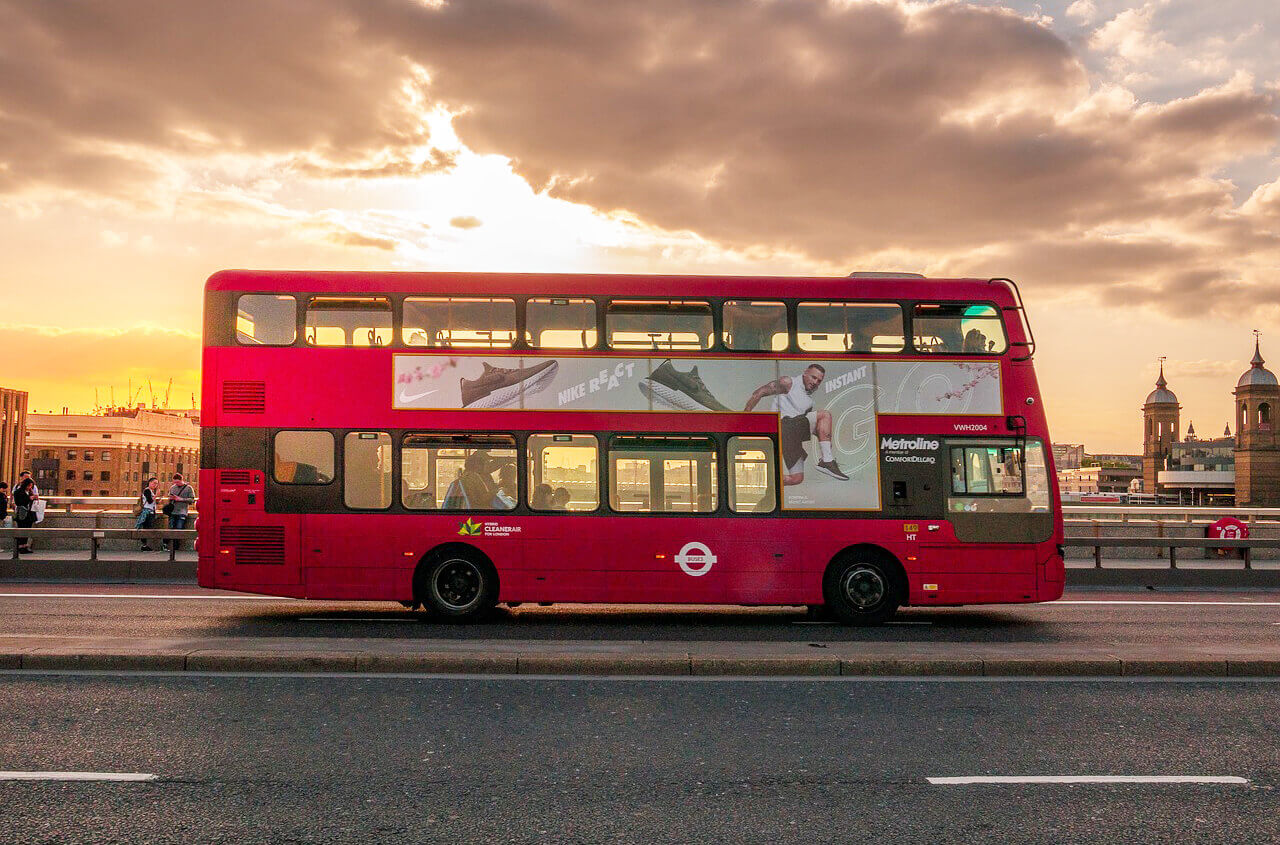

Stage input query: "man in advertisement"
[{"left": 744, "top": 364, "right": 849, "bottom": 485}]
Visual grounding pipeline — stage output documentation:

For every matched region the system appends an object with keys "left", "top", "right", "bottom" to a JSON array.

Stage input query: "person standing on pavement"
[
  {"left": 136, "top": 476, "right": 160, "bottom": 551},
  {"left": 166, "top": 472, "right": 195, "bottom": 551},
  {"left": 0, "top": 481, "right": 8, "bottom": 527},
  {"left": 12, "top": 471, "right": 39, "bottom": 554}
]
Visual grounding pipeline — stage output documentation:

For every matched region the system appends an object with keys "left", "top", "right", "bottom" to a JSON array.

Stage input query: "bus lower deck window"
[
  {"left": 608, "top": 436, "right": 718, "bottom": 513},
  {"left": 401, "top": 434, "right": 517, "bottom": 510},
  {"left": 527, "top": 434, "right": 599, "bottom": 510}
]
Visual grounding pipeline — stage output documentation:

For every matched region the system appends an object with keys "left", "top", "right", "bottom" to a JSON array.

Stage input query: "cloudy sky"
[{"left": 2, "top": 0, "right": 1278, "bottom": 452}]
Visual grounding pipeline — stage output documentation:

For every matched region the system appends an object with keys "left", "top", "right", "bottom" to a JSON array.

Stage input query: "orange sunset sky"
[{"left": 2, "top": 0, "right": 1278, "bottom": 453}]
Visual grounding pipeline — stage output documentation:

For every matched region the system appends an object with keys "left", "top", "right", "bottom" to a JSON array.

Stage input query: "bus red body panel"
[{"left": 197, "top": 271, "right": 1064, "bottom": 614}]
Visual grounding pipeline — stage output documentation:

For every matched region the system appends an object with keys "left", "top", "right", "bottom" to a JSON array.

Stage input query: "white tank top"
[{"left": 774, "top": 374, "right": 815, "bottom": 418}]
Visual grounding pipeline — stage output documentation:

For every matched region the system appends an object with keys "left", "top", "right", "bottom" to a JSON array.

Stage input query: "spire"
[
  {"left": 1237, "top": 330, "right": 1278, "bottom": 389},
  {"left": 1156, "top": 356, "right": 1168, "bottom": 388},
  {"left": 1225, "top": 422, "right": 1232, "bottom": 437},
  {"left": 1187, "top": 420, "right": 1196, "bottom": 439}
]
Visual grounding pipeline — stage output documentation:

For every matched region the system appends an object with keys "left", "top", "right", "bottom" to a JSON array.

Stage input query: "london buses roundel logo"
[{"left": 675, "top": 541, "right": 717, "bottom": 577}]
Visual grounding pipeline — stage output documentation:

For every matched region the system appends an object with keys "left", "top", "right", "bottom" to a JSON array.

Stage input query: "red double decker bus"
[{"left": 198, "top": 271, "right": 1062, "bottom": 624}]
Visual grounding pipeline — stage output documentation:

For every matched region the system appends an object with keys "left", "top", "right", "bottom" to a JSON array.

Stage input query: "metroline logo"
[{"left": 880, "top": 436, "right": 940, "bottom": 450}]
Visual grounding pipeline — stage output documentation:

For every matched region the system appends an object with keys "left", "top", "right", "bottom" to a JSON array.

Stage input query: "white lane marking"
[
  {"left": 928, "top": 775, "right": 1249, "bottom": 785},
  {"left": 298, "top": 617, "right": 415, "bottom": 623},
  {"left": 0, "top": 593, "right": 280, "bottom": 601},
  {"left": 1056, "top": 600, "right": 1280, "bottom": 607},
  {"left": 886, "top": 621, "right": 934, "bottom": 626},
  {"left": 0, "top": 771, "right": 158, "bottom": 782}
]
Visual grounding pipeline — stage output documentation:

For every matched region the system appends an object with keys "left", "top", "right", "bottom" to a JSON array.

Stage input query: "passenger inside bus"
[{"left": 530, "top": 483, "right": 553, "bottom": 510}]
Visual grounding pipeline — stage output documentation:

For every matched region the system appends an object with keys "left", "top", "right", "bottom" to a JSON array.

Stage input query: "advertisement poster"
[{"left": 392, "top": 354, "right": 1001, "bottom": 510}]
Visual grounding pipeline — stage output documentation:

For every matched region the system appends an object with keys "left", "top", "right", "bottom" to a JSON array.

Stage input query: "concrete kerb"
[{"left": 4, "top": 648, "right": 1277, "bottom": 677}]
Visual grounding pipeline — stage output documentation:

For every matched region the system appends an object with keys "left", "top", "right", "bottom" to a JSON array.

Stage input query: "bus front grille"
[{"left": 219, "top": 525, "right": 286, "bottom": 566}]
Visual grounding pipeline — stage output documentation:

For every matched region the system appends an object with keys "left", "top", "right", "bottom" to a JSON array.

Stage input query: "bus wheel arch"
[
  {"left": 822, "top": 544, "right": 906, "bottom": 626},
  {"left": 413, "top": 543, "right": 499, "bottom": 622}
]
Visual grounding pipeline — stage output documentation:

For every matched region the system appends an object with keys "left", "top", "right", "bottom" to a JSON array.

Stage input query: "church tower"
[
  {"left": 1142, "top": 360, "right": 1180, "bottom": 494},
  {"left": 1234, "top": 334, "right": 1280, "bottom": 506}
]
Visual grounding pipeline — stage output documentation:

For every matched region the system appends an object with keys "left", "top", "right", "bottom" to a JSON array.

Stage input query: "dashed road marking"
[
  {"left": 0, "top": 771, "right": 158, "bottom": 782},
  {"left": 928, "top": 775, "right": 1249, "bottom": 785}
]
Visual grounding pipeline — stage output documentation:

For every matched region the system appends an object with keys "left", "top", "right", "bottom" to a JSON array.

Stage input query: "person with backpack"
[
  {"left": 12, "top": 471, "right": 39, "bottom": 554},
  {"left": 135, "top": 476, "right": 160, "bottom": 551},
  {"left": 165, "top": 473, "right": 195, "bottom": 551}
]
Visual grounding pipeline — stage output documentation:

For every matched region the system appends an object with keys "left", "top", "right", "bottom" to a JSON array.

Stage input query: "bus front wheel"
[
  {"left": 823, "top": 552, "right": 903, "bottom": 626},
  {"left": 416, "top": 550, "right": 498, "bottom": 622}
]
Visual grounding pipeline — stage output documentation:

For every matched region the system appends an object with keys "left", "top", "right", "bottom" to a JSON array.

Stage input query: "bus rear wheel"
[
  {"left": 417, "top": 551, "right": 497, "bottom": 622},
  {"left": 823, "top": 553, "right": 902, "bottom": 626}
]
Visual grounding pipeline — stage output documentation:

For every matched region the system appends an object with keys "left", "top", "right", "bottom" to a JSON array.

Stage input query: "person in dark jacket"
[
  {"left": 12, "top": 471, "right": 38, "bottom": 554},
  {"left": 166, "top": 473, "right": 195, "bottom": 552},
  {"left": 0, "top": 481, "right": 9, "bottom": 526},
  {"left": 135, "top": 477, "right": 160, "bottom": 551}
]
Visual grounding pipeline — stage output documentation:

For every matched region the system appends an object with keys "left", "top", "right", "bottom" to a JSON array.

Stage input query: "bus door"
[
  {"left": 919, "top": 440, "right": 1050, "bottom": 602},
  {"left": 602, "top": 436, "right": 733, "bottom": 603},
  {"left": 521, "top": 434, "right": 609, "bottom": 602},
  {"left": 877, "top": 437, "right": 947, "bottom": 590}
]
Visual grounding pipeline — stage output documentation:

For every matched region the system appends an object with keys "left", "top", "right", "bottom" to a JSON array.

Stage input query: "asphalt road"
[
  {"left": 2, "top": 585, "right": 1280, "bottom": 649},
  {"left": 1, "top": 673, "right": 1277, "bottom": 844}
]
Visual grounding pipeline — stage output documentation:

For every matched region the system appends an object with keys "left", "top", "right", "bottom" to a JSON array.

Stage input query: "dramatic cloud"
[
  {"left": 0, "top": 0, "right": 449, "bottom": 197},
  {"left": 329, "top": 0, "right": 1279, "bottom": 314}
]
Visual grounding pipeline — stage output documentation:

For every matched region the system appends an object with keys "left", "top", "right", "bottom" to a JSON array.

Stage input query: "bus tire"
[
  {"left": 415, "top": 547, "right": 498, "bottom": 622},
  {"left": 823, "top": 549, "right": 903, "bottom": 626}
]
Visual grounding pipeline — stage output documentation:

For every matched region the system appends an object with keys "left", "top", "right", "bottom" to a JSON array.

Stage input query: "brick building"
[
  {"left": 0, "top": 387, "right": 28, "bottom": 486},
  {"left": 24, "top": 409, "right": 199, "bottom": 498}
]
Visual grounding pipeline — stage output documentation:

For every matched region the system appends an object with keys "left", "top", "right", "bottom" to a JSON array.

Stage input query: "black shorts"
[{"left": 779, "top": 414, "right": 812, "bottom": 468}]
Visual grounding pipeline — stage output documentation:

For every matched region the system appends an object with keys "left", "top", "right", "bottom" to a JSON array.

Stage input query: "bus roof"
[{"left": 206, "top": 270, "right": 1016, "bottom": 303}]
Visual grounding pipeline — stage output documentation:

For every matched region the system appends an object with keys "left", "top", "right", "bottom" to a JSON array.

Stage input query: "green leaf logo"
[{"left": 457, "top": 518, "right": 482, "bottom": 536}]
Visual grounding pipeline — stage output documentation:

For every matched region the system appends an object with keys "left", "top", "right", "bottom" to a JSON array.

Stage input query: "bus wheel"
[
  {"left": 417, "top": 551, "right": 497, "bottom": 622},
  {"left": 823, "top": 552, "right": 902, "bottom": 626}
]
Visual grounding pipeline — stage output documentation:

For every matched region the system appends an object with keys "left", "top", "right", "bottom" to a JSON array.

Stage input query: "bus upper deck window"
[
  {"left": 797, "top": 303, "right": 904, "bottom": 353},
  {"left": 526, "top": 298, "right": 597, "bottom": 349},
  {"left": 305, "top": 297, "right": 392, "bottom": 347},
  {"left": 237, "top": 294, "right": 297, "bottom": 345},
  {"left": 723, "top": 301, "right": 787, "bottom": 351},
  {"left": 403, "top": 297, "right": 516, "bottom": 348},
  {"left": 606, "top": 300, "right": 713, "bottom": 351},
  {"left": 913, "top": 303, "right": 1007, "bottom": 354}
]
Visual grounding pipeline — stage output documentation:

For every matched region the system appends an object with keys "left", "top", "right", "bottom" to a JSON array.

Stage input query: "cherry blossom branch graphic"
[
  {"left": 936, "top": 363, "right": 998, "bottom": 402},
  {"left": 397, "top": 358, "right": 459, "bottom": 384}
]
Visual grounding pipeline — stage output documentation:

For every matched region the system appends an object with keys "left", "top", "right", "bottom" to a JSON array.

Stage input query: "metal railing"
[
  {"left": 1062, "top": 505, "right": 1280, "bottom": 524},
  {"left": 34, "top": 496, "right": 200, "bottom": 515},
  {"left": 1062, "top": 536, "right": 1280, "bottom": 569},
  {"left": 0, "top": 528, "right": 197, "bottom": 561}
]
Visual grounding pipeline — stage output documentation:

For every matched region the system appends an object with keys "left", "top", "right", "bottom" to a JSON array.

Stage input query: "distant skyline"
[{"left": 2, "top": 0, "right": 1278, "bottom": 452}]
